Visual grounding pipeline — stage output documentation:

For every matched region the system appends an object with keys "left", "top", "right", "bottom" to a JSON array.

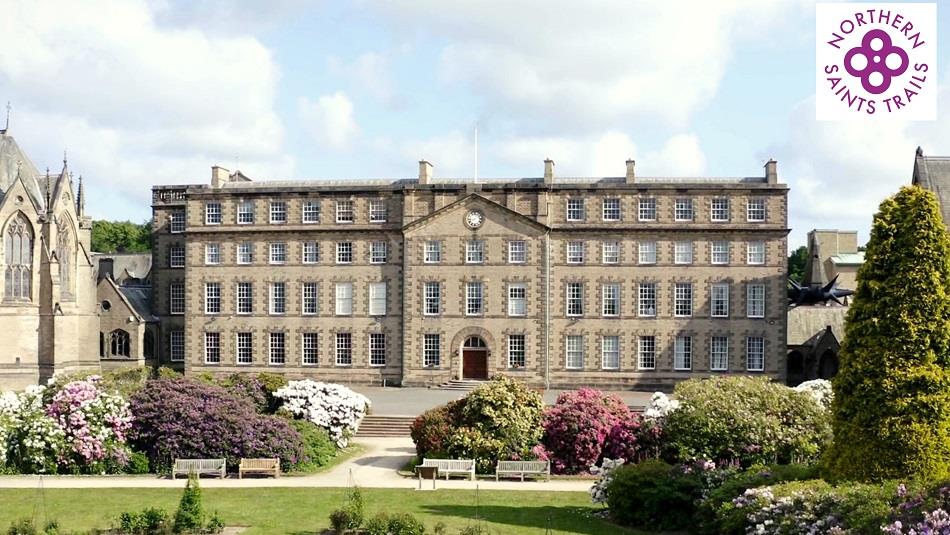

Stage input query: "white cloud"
[
  {"left": 299, "top": 92, "right": 360, "bottom": 150},
  {"left": 374, "top": 0, "right": 811, "bottom": 131},
  {"left": 329, "top": 52, "right": 402, "bottom": 107},
  {"left": 0, "top": 0, "right": 290, "bottom": 219}
]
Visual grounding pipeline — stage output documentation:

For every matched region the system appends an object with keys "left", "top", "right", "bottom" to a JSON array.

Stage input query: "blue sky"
[{"left": 0, "top": 0, "right": 947, "bottom": 248}]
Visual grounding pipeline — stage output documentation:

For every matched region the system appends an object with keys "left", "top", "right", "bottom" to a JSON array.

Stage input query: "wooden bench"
[
  {"left": 420, "top": 458, "right": 475, "bottom": 480},
  {"left": 238, "top": 458, "right": 280, "bottom": 479},
  {"left": 171, "top": 458, "right": 226, "bottom": 480},
  {"left": 495, "top": 460, "right": 550, "bottom": 482}
]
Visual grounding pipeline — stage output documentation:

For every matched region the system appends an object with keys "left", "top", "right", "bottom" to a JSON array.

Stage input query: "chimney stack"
[
  {"left": 419, "top": 160, "right": 433, "bottom": 184},
  {"left": 764, "top": 159, "right": 778, "bottom": 184},
  {"left": 544, "top": 159, "right": 555, "bottom": 184},
  {"left": 625, "top": 159, "right": 636, "bottom": 184},
  {"left": 211, "top": 165, "right": 230, "bottom": 188}
]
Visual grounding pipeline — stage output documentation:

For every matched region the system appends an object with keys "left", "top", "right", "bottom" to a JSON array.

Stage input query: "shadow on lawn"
[{"left": 420, "top": 504, "right": 628, "bottom": 535}]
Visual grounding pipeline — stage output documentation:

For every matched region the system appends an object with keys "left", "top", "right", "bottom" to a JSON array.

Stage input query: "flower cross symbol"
[{"left": 844, "top": 29, "right": 909, "bottom": 94}]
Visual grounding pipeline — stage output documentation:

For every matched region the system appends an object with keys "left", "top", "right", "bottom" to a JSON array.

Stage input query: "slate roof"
[
  {"left": 118, "top": 285, "right": 157, "bottom": 323},
  {"left": 0, "top": 133, "right": 49, "bottom": 210},
  {"left": 92, "top": 253, "right": 152, "bottom": 282},
  {"left": 912, "top": 147, "right": 950, "bottom": 225},
  {"left": 787, "top": 305, "right": 848, "bottom": 346}
]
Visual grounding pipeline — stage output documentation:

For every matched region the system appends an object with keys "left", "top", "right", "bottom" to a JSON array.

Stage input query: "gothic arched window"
[
  {"left": 56, "top": 222, "right": 73, "bottom": 300},
  {"left": 4, "top": 214, "right": 33, "bottom": 301},
  {"left": 110, "top": 329, "right": 130, "bottom": 357}
]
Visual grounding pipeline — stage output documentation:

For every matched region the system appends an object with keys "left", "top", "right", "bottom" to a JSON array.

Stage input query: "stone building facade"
[
  {"left": 151, "top": 159, "right": 789, "bottom": 389},
  {"left": 0, "top": 131, "right": 99, "bottom": 390}
]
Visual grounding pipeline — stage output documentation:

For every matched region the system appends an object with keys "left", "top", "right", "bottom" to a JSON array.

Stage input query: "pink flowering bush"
[
  {"left": 44, "top": 376, "right": 133, "bottom": 473},
  {"left": 540, "top": 388, "right": 633, "bottom": 474}
]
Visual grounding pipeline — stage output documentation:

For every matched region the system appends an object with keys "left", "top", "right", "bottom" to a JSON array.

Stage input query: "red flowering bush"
[
  {"left": 410, "top": 400, "right": 462, "bottom": 458},
  {"left": 129, "top": 378, "right": 304, "bottom": 472},
  {"left": 541, "top": 388, "right": 632, "bottom": 474}
]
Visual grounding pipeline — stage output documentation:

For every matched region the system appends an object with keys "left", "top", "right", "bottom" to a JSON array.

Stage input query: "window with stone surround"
[
  {"left": 508, "top": 334, "right": 526, "bottom": 368},
  {"left": 170, "top": 282, "right": 185, "bottom": 315},
  {"left": 638, "top": 283, "right": 657, "bottom": 317},
  {"left": 466, "top": 282, "right": 484, "bottom": 316},
  {"left": 508, "top": 283, "right": 526, "bottom": 316},
  {"left": 566, "top": 198, "right": 585, "bottom": 221},
  {"left": 424, "top": 241, "right": 442, "bottom": 263},
  {"left": 674, "top": 335, "right": 692, "bottom": 370},
  {"left": 711, "top": 241, "right": 730, "bottom": 264},
  {"left": 746, "top": 336, "right": 765, "bottom": 371},
  {"left": 566, "top": 282, "right": 584, "bottom": 316},
  {"left": 747, "top": 241, "right": 766, "bottom": 265},
  {"left": 370, "top": 241, "right": 387, "bottom": 264},
  {"left": 336, "top": 242, "right": 353, "bottom": 264},
  {"left": 508, "top": 240, "right": 526, "bottom": 263},
  {"left": 335, "top": 283, "right": 353, "bottom": 315},
  {"left": 369, "top": 199, "right": 388, "bottom": 223},
  {"left": 711, "top": 336, "right": 729, "bottom": 371},
  {"left": 269, "top": 282, "right": 286, "bottom": 315},
  {"left": 567, "top": 241, "right": 584, "bottom": 264},
  {"left": 674, "top": 282, "right": 692, "bottom": 317},
  {"left": 302, "top": 282, "right": 318, "bottom": 315},
  {"left": 638, "top": 241, "right": 656, "bottom": 264},
  {"left": 336, "top": 200, "right": 354, "bottom": 223},
  {"left": 638, "top": 198, "right": 657, "bottom": 221},
  {"left": 303, "top": 241, "right": 320, "bottom": 264},
  {"left": 303, "top": 200, "right": 320, "bottom": 223},
  {"left": 369, "top": 333, "right": 386, "bottom": 366},
  {"left": 565, "top": 335, "right": 584, "bottom": 369},
  {"left": 638, "top": 336, "right": 656, "bottom": 370},
  {"left": 205, "top": 282, "right": 221, "bottom": 314},
  {"left": 170, "top": 210, "right": 185, "bottom": 233},
  {"left": 424, "top": 282, "right": 440, "bottom": 316},
  {"left": 602, "top": 336, "right": 620, "bottom": 370},
  {"left": 169, "top": 244, "right": 185, "bottom": 268},
  {"left": 269, "top": 242, "right": 287, "bottom": 264},
  {"left": 711, "top": 198, "right": 730, "bottom": 222},
  {"left": 237, "top": 200, "right": 254, "bottom": 224},
  {"left": 674, "top": 241, "right": 693, "bottom": 265},
  {"left": 369, "top": 282, "right": 387, "bottom": 316},
  {"left": 269, "top": 332, "right": 286, "bottom": 365},
  {"left": 747, "top": 198, "right": 766, "bottom": 222},
  {"left": 237, "top": 242, "right": 253, "bottom": 264},
  {"left": 336, "top": 333, "right": 353, "bottom": 365},
  {"left": 236, "top": 282, "right": 253, "bottom": 314},
  {"left": 302, "top": 333, "right": 319, "bottom": 365},
  {"left": 602, "top": 198, "right": 621, "bottom": 221},
  {"left": 747, "top": 283, "right": 765, "bottom": 318},
  {"left": 423, "top": 334, "right": 441, "bottom": 367},
  {"left": 170, "top": 331, "right": 184, "bottom": 362},
  {"left": 236, "top": 332, "right": 253, "bottom": 364},
  {"left": 675, "top": 198, "right": 694, "bottom": 221},
  {"left": 205, "top": 202, "right": 221, "bottom": 225},
  {"left": 602, "top": 241, "right": 620, "bottom": 264},
  {"left": 711, "top": 283, "right": 729, "bottom": 318},
  {"left": 204, "top": 332, "right": 220, "bottom": 364},
  {"left": 205, "top": 243, "right": 221, "bottom": 265},
  {"left": 270, "top": 201, "right": 287, "bottom": 224},
  {"left": 466, "top": 240, "right": 484, "bottom": 264},
  {"left": 602, "top": 284, "right": 619, "bottom": 317}
]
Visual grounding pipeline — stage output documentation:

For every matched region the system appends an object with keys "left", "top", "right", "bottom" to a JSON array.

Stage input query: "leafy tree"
[
  {"left": 91, "top": 220, "right": 152, "bottom": 253},
  {"left": 825, "top": 186, "right": 950, "bottom": 481},
  {"left": 787, "top": 245, "right": 808, "bottom": 283}
]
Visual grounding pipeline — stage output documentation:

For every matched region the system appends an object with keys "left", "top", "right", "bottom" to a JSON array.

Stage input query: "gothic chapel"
[{"left": 0, "top": 126, "right": 98, "bottom": 389}]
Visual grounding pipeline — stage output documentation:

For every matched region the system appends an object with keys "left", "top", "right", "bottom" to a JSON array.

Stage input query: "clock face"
[{"left": 465, "top": 210, "right": 484, "bottom": 229}]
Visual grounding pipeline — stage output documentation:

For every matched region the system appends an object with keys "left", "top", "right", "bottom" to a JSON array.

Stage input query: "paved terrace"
[
  {"left": 355, "top": 387, "right": 654, "bottom": 416},
  {"left": 0, "top": 438, "right": 594, "bottom": 492}
]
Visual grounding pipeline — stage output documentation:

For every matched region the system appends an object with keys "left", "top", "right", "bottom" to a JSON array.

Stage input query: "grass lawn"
[
  {"left": 0, "top": 487, "right": 646, "bottom": 534},
  {"left": 287, "top": 443, "right": 365, "bottom": 476}
]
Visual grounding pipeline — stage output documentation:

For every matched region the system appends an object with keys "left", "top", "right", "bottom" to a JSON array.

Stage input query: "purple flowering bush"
[
  {"left": 540, "top": 388, "right": 634, "bottom": 474},
  {"left": 129, "top": 378, "right": 304, "bottom": 472}
]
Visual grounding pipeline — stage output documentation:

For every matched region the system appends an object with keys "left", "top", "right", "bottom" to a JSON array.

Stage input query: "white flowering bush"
[
  {"left": 643, "top": 391, "right": 679, "bottom": 422},
  {"left": 793, "top": 380, "right": 833, "bottom": 411},
  {"left": 590, "top": 458, "right": 626, "bottom": 505},
  {"left": 275, "top": 380, "right": 370, "bottom": 447}
]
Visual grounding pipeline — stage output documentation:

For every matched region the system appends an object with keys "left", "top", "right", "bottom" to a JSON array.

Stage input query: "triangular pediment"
[{"left": 403, "top": 193, "right": 548, "bottom": 236}]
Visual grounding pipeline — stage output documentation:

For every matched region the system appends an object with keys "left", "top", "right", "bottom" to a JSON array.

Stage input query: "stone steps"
[
  {"left": 354, "top": 415, "right": 416, "bottom": 437},
  {"left": 437, "top": 379, "right": 487, "bottom": 391}
]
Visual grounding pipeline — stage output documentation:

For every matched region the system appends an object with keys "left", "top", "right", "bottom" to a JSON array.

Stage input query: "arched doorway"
[
  {"left": 818, "top": 350, "right": 839, "bottom": 379},
  {"left": 462, "top": 336, "right": 488, "bottom": 380}
]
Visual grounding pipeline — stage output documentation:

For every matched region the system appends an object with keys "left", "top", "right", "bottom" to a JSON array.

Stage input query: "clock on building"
[{"left": 465, "top": 209, "right": 484, "bottom": 229}]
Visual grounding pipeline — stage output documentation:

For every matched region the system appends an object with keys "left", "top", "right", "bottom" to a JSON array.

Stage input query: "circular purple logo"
[{"left": 843, "top": 29, "right": 909, "bottom": 95}]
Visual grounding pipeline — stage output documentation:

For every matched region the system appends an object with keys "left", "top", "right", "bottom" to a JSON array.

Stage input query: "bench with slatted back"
[
  {"left": 171, "top": 458, "right": 226, "bottom": 480},
  {"left": 238, "top": 458, "right": 280, "bottom": 479},
  {"left": 495, "top": 460, "right": 550, "bottom": 482},
  {"left": 420, "top": 458, "right": 475, "bottom": 480}
]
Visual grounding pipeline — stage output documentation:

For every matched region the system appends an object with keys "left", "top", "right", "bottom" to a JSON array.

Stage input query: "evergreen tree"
[
  {"left": 787, "top": 245, "right": 808, "bottom": 283},
  {"left": 826, "top": 186, "right": 950, "bottom": 481},
  {"left": 173, "top": 474, "right": 204, "bottom": 533}
]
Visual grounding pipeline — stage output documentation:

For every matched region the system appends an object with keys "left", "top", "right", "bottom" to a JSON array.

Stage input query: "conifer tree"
[
  {"left": 826, "top": 186, "right": 950, "bottom": 481},
  {"left": 173, "top": 474, "right": 204, "bottom": 533}
]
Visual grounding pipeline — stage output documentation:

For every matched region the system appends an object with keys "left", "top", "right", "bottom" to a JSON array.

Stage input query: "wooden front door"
[{"left": 462, "top": 349, "right": 488, "bottom": 379}]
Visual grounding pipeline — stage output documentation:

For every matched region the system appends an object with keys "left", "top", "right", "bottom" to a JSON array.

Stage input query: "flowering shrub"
[
  {"left": 1, "top": 385, "right": 66, "bottom": 474},
  {"left": 605, "top": 459, "right": 705, "bottom": 531},
  {"left": 129, "top": 378, "right": 305, "bottom": 472},
  {"left": 274, "top": 380, "right": 370, "bottom": 447},
  {"left": 541, "top": 388, "right": 632, "bottom": 474},
  {"left": 590, "top": 458, "right": 625, "bottom": 505},
  {"left": 664, "top": 376, "right": 831, "bottom": 466},
  {"left": 643, "top": 391, "right": 679, "bottom": 422},
  {"left": 410, "top": 400, "right": 462, "bottom": 458},
  {"left": 793, "top": 379, "right": 833, "bottom": 410}
]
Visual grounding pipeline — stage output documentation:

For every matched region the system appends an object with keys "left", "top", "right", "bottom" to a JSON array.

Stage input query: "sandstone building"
[
  {"left": 0, "top": 130, "right": 99, "bottom": 389},
  {"left": 151, "top": 159, "right": 789, "bottom": 389}
]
